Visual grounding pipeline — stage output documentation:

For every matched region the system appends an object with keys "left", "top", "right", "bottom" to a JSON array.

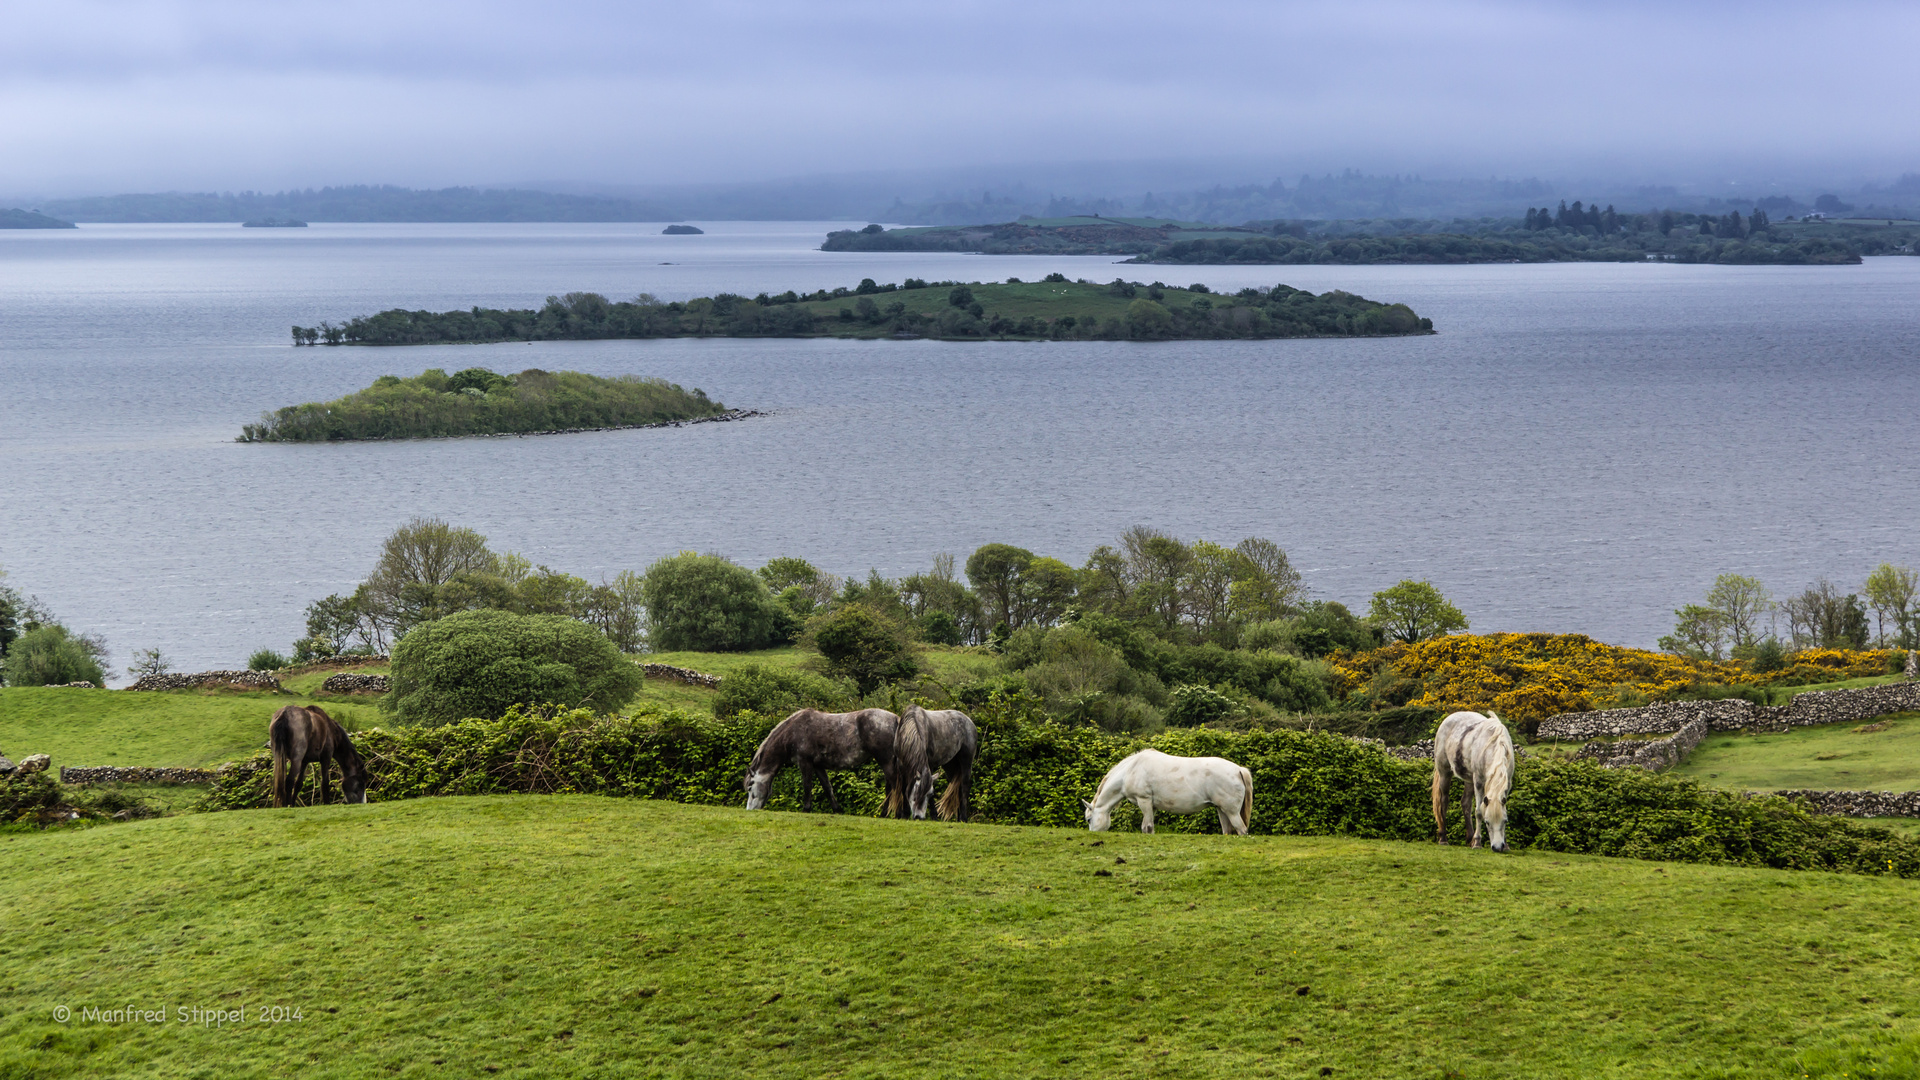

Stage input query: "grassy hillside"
[
  {"left": 2, "top": 797, "right": 1915, "bottom": 1079},
  {"left": 1671, "top": 711, "right": 1920, "bottom": 791},
  {"left": 0, "top": 683, "right": 385, "bottom": 770}
]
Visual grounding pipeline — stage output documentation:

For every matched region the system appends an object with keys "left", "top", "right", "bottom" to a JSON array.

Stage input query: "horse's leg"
[
  {"left": 1431, "top": 768, "right": 1450, "bottom": 844},
  {"left": 819, "top": 770, "right": 842, "bottom": 814},
  {"left": 799, "top": 762, "right": 815, "bottom": 812},
  {"left": 1463, "top": 779, "right": 1480, "bottom": 848},
  {"left": 1135, "top": 797, "right": 1155, "bottom": 834},
  {"left": 315, "top": 754, "right": 332, "bottom": 805}
]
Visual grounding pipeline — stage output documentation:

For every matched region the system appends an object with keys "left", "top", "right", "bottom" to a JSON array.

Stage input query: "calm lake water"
[{"left": 3, "top": 221, "right": 1917, "bottom": 679}]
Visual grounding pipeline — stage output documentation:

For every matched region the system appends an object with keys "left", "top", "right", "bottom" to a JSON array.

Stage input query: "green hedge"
[{"left": 197, "top": 695, "right": 1920, "bottom": 877}]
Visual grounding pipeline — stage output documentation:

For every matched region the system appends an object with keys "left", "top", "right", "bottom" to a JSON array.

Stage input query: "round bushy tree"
[
  {"left": 641, "top": 552, "right": 781, "bottom": 652},
  {"left": 2, "top": 625, "right": 107, "bottom": 687},
  {"left": 806, "top": 603, "right": 919, "bottom": 694},
  {"left": 384, "top": 609, "right": 641, "bottom": 725}
]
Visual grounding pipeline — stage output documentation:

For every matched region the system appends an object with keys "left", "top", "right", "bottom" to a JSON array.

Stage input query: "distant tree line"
[
  {"left": 1660, "top": 566, "right": 1918, "bottom": 665},
  {"left": 1133, "top": 228, "right": 1860, "bottom": 266}
]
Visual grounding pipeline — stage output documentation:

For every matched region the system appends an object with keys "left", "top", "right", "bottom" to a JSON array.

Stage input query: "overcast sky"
[{"left": 6, "top": 0, "right": 1918, "bottom": 197}]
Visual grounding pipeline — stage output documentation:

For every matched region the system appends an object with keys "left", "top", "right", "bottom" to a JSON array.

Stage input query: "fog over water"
[{"left": 2, "top": 222, "right": 1917, "bottom": 678}]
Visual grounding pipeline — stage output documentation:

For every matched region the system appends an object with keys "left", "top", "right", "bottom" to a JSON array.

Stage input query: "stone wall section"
[
  {"left": 1571, "top": 716, "right": 1710, "bottom": 771},
  {"left": 641, "top": 663, "right": 721, "bottom": 689},
  {"left": 1766, "top": 789, "right": 1920, "bottom": 818},
  {"left": 1537, "top": 682, "right": 1920, "bottom": 740},
  {"left": 61, "top": 765, "right": 221, "bottom": 785},
  {"left": 321, "top": 673, "right": 390, "bottom": 694},
  {"left": 128, "top": 670, "right": 283, "bottom": 692}
]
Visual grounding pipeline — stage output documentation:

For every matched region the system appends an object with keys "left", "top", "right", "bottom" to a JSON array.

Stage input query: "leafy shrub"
[
  {"left": 247, "top": 648, "right": 289, "bottom": 672},
  {"left": 1, "top": 770, "right": 68, "bottom": 823},
  {"left": 805, "top": 603, "right": 919, "bottom": 693},
  {"left": 1, "top": 625, "right": 106, "bottom": 687},
  {"left": 194, "top": 697, "right": 1920, "bottom": 877},
  {"left": 1165, "top": 683, "right": 1242, "bottom": 726},
  {"left": 917, "top": 610, "right": 964, "bottom": 646},
  {"left": 641, "top": 552, "right": 782, "bottom": 652},
  {"left": 712, "top": 663, "right": 854, "bottom": 720},
  {"left": 385, "top": 609, "right": 641, "bottom": 725}
]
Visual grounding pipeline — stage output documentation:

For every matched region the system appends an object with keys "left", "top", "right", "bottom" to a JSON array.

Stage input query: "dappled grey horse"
[
  {"left": 744, "top": 708, "right": 900, "bottom": 813},
  {"left": 887, "top": 704, "right": 978, "bottom": 821},
  {"left": 1431, "top": 710, "right": 1515, "bottom": 852}
]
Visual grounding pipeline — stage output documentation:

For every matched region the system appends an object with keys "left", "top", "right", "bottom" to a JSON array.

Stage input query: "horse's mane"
[
  {"left": 887, "top": 705, "right": 929, "bottom": 817},
  {"left": 1482, "top": 711, "right": 1515, "bottom": 795},
  {"left": 750, "top": 710, "right": 810, "bottom": 772}
]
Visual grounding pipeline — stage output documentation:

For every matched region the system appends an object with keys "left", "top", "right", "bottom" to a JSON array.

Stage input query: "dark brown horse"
[
  {"left": 743, "top": 708, "right": 899, "bottom": 812},
  {"left": 270, "top": 705, "right": 369, "bottom": 807}
]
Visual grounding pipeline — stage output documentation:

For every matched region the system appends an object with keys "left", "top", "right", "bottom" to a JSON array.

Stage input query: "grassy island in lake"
[
  {"left": 239, "top": 366, "right": 727, "bottom": 442},
  {"left": 311, "top": 277, "right": 1433, "bottom": 345}
]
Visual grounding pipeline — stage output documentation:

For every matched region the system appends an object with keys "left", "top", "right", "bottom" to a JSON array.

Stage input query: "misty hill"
[
  {"left": 38, "top": 186, "right": 680, "bottom": 223},
  {"left": 0, "top": 208, "right": 77, "bottom": 229}
]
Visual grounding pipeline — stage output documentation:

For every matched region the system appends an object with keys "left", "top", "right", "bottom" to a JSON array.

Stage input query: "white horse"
[
  {"left": 1431, "top": 710, "right": 1515, "bottom": 852},
  {"left": 1083, "top": 748, "right": 1253, "bottom": 835}
]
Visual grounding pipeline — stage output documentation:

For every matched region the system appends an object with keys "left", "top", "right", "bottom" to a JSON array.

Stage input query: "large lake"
[{"left": 2, "top": 222, "right": 1917, "bottom": 678}]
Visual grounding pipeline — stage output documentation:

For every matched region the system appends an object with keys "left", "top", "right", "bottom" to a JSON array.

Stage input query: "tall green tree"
[
  {"left": 1367, "top": 580, "right": 1468, "bottom": 644},
  {"left": 1705, "top": 574, "right": 1773, "bottom": 649},
  {"left": 966, "top": 544, "right": 1035, "bottom": 632},
  {"left": 1660, "top": 604, "right": 1730, "bottom": 660},
  {"left": 1863, "top": 564, "right": 1918, "bottom": 648}
]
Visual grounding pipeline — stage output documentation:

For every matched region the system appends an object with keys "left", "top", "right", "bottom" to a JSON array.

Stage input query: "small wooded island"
[
  {"left": 239, "top": 367, "right": 731, "bottom": 442},
  {"left": 661, "top": 224, "right": 704, "bottom": 234},
  {"left": 299, "top": 276, "right": 1433, "bottom": 344},
  {"left": 1, "top": 208, "right": 77, "bottom": 229}
]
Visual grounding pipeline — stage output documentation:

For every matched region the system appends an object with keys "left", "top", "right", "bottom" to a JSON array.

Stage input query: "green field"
[
  {"left": 1671, "top": 711, "right": 1920, "bottom": 791},
  {"left": 3, "top": 796, "right": 1917, "bottom": 1079},
  {"left": 0, "top": 667, "right": 389, "bottom": 772}
]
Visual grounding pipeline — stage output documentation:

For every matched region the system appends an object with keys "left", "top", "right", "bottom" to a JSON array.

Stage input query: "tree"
[
  {"left": 1704, "top": 574, "right": 1773, "bottom": 649},
  {"left": 1781, "top": 580, "right": 1872, "bottom": 650},
  {"left": 582, "top": 570, "right": 646, "bottom": 654},
  {"left": 805, "top": 603, "right": 919, "bottom": 694},
  {"left": 384, "top": 609, "right": 642, "bottom": 725},
  {"left": 357, "top": 518, "right": 501, "bottom": 644},
  {"left": 128, "top": 647, "right": 170, "bottom": 679},
  {"left": 947, "top": 285, "right": 974, "bottom": 308},
  {"left": 1367, "top": 580, "right": 1468, "bottom": 644},
  {"left": 1863, "top": 564, "right": 1918, "bottom": 648},
  {"left": 1660, "top": 604, "right": 1730, "bottom": 660},
  {"left": 1119, "top": 526, "right": 1193, "bottom": 635},
  {"left": 1125, "top": 298, "right": 1173, "bottom": 338},
  {"left": 965, "top": 543, "right": 1035, "bottom": 632},
  {"left": 640, "top": 552, "right": 781, "bottom": 652},
  {"left": 302, "top": 593, "right": 365, "bottom": 656},
  {"left": 1229, "top": 537, "right": 1305, "bottom": 623},
  {"left": 2, "top": 624, "right": 108, "bottom": 687}
]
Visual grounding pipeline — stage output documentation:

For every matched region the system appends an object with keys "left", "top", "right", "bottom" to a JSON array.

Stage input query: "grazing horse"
[
  {"left": 1432, "top": 710, "right": 1514, "bottom": 852},
  {"left": 1083, "top": 748, "right": 1253, "bottom": 835},
  {"left": 887, "top": 704, "right": 978, "bottom": 821},
  {"left": 269, "top": 704, "right": 368, "bottom": 808},
  {"left": 744, "top": 708, "right": 899, "bottom": 813}
]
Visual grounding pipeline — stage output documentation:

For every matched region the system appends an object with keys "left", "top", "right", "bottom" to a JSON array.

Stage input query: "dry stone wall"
[
  {"left": 61, "top": 765, "right": 221, "bottom": 785},
  {"left": 321, "top": 673, "right": 390, "bottom": 694},
  {"left": 1538, "top": 682, "right": 1920, "bottom": 741},
  {"left": 1571, "top": 716, "right": 1710, "bottom": 771},
  {"left": 1766, "top": 789, "right": 1920, "bottom": 818},
  {"left": 641, "top": 663, "right": 721, "bottom": 689},
  {"left": 128, "top": 670, "right": 283, "bottom": 692}
]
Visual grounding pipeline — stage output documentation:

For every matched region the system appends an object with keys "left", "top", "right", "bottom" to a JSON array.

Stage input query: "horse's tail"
[
  {"left": 887, "top": 706, "right": 927, "bottom": 818},
  {"left": 937, "top": 757, "right": 971, "bottom": 822},
  {"left": 1238, "top": 766, "right": 1254, "bottom": 834},
  {"left": 268, "top": 706, "right": 293, "bottom": 808}
]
